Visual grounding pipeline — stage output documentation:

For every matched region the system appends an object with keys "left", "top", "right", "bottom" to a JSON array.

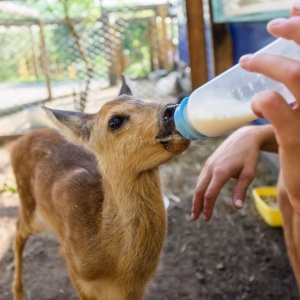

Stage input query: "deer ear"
[
  {"left": 118, "top": 74, "right": 132, "bottom": 96},
  {"left": 42, "top": 106, "right": 96, "bottom": 143}
]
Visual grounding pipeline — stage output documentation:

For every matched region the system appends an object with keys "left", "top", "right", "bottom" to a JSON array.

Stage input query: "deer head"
[{"left": 43, "top": 76, "right": 190, "bottom": 175}]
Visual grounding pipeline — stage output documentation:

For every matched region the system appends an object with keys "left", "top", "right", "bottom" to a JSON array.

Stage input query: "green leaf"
[{"left": 0, "top": 183, "right": 17, "bottom": 194}]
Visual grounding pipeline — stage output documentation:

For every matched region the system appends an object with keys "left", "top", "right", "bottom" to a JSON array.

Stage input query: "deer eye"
[{"left": 108, "top": 116, "right": 125, "bottom": 130}]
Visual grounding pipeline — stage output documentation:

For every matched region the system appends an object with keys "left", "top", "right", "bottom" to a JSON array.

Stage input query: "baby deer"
[{"left": 10, "top": 79, "right": 190, "bottom": 300}]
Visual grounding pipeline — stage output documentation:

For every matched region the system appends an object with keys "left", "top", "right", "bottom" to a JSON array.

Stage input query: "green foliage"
[
  {"left": 0, "top": 58, "right": 18, "bottom": 82},
  {"left": 125, "top": 46, "right": 151, "bottom": 79},
  {"left": 21, "top": 0, "right": 101, "bottom": 21},
  {"left": 122, "top": 22, "right": 145, "bottom": 52},
  {"left": 0, "top": 28, "right": 32, "bottom": 81},
  {"left": 0, "top": 1, "right": 162, "bottom": 81},
  {"left": 122, "top": 21, "right": 151, "bottom": 78},
  {"left": 0, "top": 183, "right": 17, "bottom": 194}
]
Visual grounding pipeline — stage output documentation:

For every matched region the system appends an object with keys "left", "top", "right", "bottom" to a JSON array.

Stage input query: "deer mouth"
[
  {"left": 156, "top": 132, "right": 184, "bottom": 144},
  {"left": 156, "top": 130, "right": 190, "bottom": 154},
  {"left": 156, "top": 104, "right": 190, "bottom": 151}
]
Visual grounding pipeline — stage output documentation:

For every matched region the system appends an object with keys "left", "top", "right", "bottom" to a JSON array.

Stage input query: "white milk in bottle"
[
  {"left": 187, "top": 98, "right": 256, "bottom": 137},
  {"left": 174, "top": 38, "right": 299, "bottom": 140}
]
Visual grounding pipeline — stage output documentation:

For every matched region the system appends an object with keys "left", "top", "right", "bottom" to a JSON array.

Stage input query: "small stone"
[
  {"left": 195, "top": 271, "right": 206, "bottom": 283},
  {"left": 216, "top": 262, "right": 225, "bottom": 270}
]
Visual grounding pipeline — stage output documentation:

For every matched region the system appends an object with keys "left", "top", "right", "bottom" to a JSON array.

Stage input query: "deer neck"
[
  {"left": 101, "top": 166, "right": 165, "bottom": 213},
  {"left": 99, "top": 165, "right": 167, "bottom": 235},
  {"left": 99, "top": 166, "right": 167, "bottom": 268}
]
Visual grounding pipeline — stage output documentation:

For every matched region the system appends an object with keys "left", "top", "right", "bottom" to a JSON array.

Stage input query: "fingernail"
[
  {"left": 235, "top": 199, "right": 243, "bottom": 208},
  {"left": 191, "top": 213, "right": 195, "bottom": 220},
  {"left": 294, "top": 2, "right": 300, "bottom": 11},
  {"left": 239, "top": 54, "right": 253, "bottom": 67},
  {"left": 267, "top": 18, "right": 287, "bottom": 27}
]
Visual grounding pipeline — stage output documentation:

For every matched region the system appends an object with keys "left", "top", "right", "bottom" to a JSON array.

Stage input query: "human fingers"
[
  {"left": 201, "top": 166, "right": 235, "bottom": 221},
  {"left": 239, "top": 53, "right": 300, "bottom": 102},
  {"left": 191, "top": 167, "right": 211, "bottom": 221},
  {"left": 192, "top": 159, "right": 231, "bottom": 221},
  {"left": 267, "top": 17, "right": 300, "bottom": 44},
  {"left": 250, "top": 91, "right": 298, "bottom": 139},
  {"left": 232, "top": 165, "right": 257, "bottom": 209},
  {"left": 291, "top": 3, "right": 300, "bottom": 17},
  {"left": 251, "top": 91, "right": 300, "bottom": 209}
]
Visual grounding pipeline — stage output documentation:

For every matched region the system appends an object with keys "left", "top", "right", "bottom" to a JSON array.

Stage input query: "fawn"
[{"left": 10, "top": 78, "right": 190, "bottom": 300}]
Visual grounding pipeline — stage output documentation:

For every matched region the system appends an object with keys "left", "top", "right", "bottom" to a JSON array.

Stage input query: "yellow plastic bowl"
[{"left": 252, "top": 187, "right": 283, "bottom": 227}]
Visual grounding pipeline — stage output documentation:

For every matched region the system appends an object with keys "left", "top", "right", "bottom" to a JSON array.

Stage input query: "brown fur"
[{"left": 10, "top": 84, "right": 190, "bottom": 300}]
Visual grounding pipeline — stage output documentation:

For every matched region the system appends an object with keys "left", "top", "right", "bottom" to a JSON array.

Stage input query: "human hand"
[
  {"left": 191, "top": 125, "right": 276, "bottom": 221},
  {"left": 239, "top": 5, "right": 300, "bottom": 108},
  {"left": 239, "top": 4, "right": 300, "bottom": 211}
]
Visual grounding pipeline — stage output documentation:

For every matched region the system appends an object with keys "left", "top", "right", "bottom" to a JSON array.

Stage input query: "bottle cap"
[{"left": 174, "top": 97, "right": 208, "bottom": 140}]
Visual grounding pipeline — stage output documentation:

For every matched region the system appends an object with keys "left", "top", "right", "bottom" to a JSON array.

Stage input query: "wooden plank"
[
  {"left": 211, "top": 23, "right": 233, "bottom": 75},
  {"left": 0, "top": 134, "right": 23, "bottom": 145},
  {"left": 0, "top": 15, "right": 156, "bottom": 27},
  {"left": 39, "top": 23, "right": 52, "bottom": 101},
  {"left": 0, "top": 2, "right": 39, "bottom": 19},
  {"left": 156, "top": 4, "right": 171, "bottom": 71},
  {"left": 103, "top": 5, "right": 161, "bottom": 13},
  {"left": 185, "top": 0, "right": 208, "bottom": 90}
]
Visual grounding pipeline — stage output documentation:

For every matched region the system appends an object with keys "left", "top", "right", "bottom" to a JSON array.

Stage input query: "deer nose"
[{"left": 163, "top": 104, "right": 177, "bottom": 123}]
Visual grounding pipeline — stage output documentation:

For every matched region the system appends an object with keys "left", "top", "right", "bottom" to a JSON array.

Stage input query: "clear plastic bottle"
[{"left": 174, "top": 38, "right": 300, "bottom": 140}]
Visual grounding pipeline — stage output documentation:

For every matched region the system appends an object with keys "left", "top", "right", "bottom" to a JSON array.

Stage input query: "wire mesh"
[{"left": 0, "top": 1, "right": 190, "bottom": 138}]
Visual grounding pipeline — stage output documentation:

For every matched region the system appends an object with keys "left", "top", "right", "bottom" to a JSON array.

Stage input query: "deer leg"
[
  {"left": 68, "top": 270, "right": 129, "bottom": 300},
  {"left": 126, "top": 288, "right": 145, "bottom": 300},
  {"left": 66, "top": 270, "right": 94, "bottom": 300},
  {"left": 12, "top": 206, "right": 36, "bottom": 300},
  {"left": 79, "top": 295, "right": 93, "bottom": 300},
  {"left": 74, "top": 284, "right": 95, "bottom": 300},
  {"left": 12, "top": 228, "right": 29, "bottom": 300}
]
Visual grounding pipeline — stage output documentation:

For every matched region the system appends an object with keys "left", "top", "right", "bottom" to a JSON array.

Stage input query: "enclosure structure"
[{"left": 0, "top": 0, "right": 188, "bottom": 139}]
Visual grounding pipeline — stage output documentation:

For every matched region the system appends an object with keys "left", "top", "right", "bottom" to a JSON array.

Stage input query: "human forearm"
[{"left": 254, "top": 124, "right": 278, "bottom": 153}]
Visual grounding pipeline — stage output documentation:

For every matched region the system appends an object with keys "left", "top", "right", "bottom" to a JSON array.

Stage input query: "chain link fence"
[{"left": 0, "top": 1, "right": 191, "bottom": 139}]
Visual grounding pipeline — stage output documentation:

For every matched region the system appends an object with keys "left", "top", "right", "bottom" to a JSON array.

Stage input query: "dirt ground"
[{"left": 0, "top": 135, "right": 299, "bottom": 300}]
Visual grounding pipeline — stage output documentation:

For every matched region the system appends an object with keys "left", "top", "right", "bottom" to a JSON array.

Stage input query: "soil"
[{"left": 0, "top": 136, "right": 299, "bottom": 300}]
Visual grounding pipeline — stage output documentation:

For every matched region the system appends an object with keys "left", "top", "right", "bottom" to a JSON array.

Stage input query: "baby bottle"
[{"left": 174, "top": 38, "right": 300, "bottom": 140}]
